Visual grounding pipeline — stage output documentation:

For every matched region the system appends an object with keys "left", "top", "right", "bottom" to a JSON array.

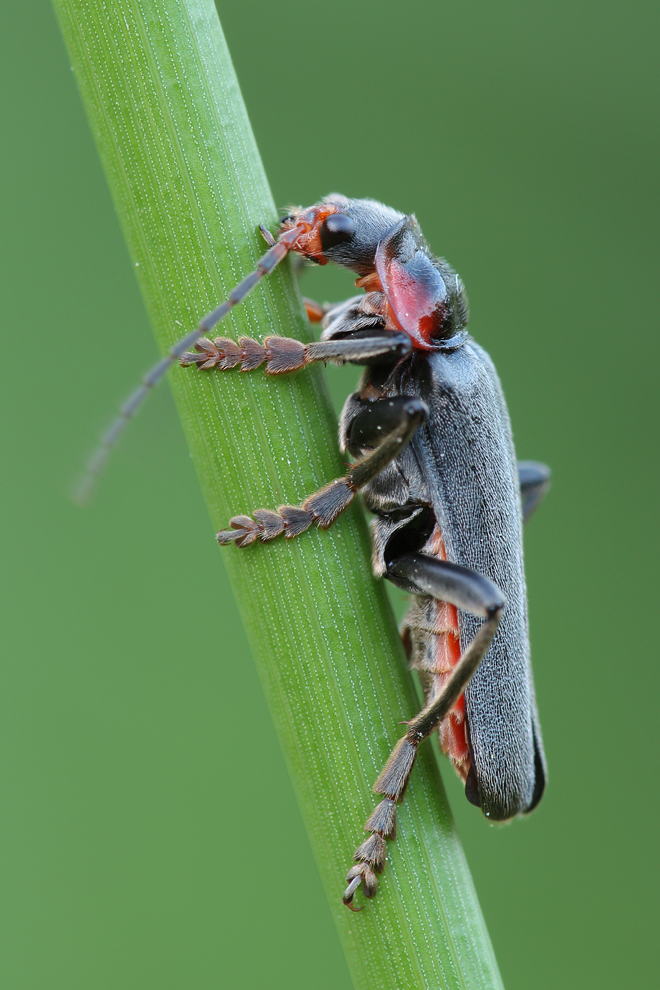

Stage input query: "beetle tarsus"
[{"left": 181, "top": 331, "right": 413, "bottom": 378}]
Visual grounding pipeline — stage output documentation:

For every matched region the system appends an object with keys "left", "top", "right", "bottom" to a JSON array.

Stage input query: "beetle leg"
[
  {"left": 180, "top": 329, "right": 411, "bottom": 375},
  {"left": 216, "top": 399, "right": 426, "bottom": 547},
  {"left": 517, "top": 461, "right": 551, "bottom": 522},
  {"left": 342, "top": 554, "right": 504, "bottom": 910},
  {"left": 301, "top": 297, "right": 328, "bottom": 322}
]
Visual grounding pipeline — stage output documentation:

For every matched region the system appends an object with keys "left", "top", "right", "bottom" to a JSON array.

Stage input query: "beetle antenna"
[{"left": 74, "top": 225, "right": 304, "bottom": 504}]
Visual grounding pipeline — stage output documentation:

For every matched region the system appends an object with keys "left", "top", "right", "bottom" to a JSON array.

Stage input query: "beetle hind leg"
[{"left": 342, "top": 553, "right": 504, "bottom": 909}]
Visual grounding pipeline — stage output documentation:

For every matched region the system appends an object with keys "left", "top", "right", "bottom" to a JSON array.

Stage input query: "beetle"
[{"left": 80, "top": 194, "right": 550, "bottom": 911}]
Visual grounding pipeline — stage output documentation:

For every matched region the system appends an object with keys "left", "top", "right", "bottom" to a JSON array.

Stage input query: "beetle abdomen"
[{"left": 401, "top": 524, "right": 471, "bottom": 780}]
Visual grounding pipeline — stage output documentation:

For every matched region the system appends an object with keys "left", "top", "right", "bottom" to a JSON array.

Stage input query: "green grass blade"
[{"left": 52, "top": 1, "right": 505, "bottom": 986}]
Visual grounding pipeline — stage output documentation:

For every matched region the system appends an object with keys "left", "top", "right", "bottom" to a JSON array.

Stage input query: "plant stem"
[{"left": 52, "top": 1, "right": 504, "bottom": 986}]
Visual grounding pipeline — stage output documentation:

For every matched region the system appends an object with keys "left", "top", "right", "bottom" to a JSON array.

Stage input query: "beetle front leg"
[
  {"left": 180, "top": 329, "right": 411, "bottom": 375},
  {"left": 216, "top": 399, "right": 426, "bottom": 547},
  {"left": 342, "top": 554, "right": 504, "bottom": 910}
]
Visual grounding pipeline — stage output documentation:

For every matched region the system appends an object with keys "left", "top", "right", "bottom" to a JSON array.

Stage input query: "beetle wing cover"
[{"left": 401, "top": 345, "right": 545, "bottom": 820}]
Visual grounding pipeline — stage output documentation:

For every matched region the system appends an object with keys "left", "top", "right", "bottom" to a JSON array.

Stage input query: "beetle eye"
[{"left": 320, "top": 213, "right": 356, "bottom": 251}]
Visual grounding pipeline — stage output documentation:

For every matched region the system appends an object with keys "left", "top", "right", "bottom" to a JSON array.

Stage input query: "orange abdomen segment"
[
  {"left": 402, "top": 524, "right": 471, "bottom": 782},
  {"left": 433, "top": 600, "right": 471, "bottom": 780}
]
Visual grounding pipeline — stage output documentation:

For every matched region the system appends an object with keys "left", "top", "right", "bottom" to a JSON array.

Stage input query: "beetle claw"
[
  {"left": 343, "top": 862, "right": 377, "bottom": 910},
  {"left": 342, "top": 874, "right": 364, "bottom": 911}
]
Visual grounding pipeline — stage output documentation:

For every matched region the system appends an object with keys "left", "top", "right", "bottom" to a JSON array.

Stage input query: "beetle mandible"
[{"left": 81, "top": 194, "right": 550, "bottom": 911}]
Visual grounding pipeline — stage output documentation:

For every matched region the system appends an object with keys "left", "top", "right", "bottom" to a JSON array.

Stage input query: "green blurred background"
[{"left": 1, "top": 1, "right": 658, "bottom": 987}]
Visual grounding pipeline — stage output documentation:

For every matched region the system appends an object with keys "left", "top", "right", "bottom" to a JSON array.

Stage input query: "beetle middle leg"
[
  {"left": 342, "top": 554, "right": 505, "bottom": 910},
  {"left": 215, "top": 396, "right": 427, "bottom": 546},
  {"left": 518, "top": 461, "right": 551, "bottom": 522}
]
